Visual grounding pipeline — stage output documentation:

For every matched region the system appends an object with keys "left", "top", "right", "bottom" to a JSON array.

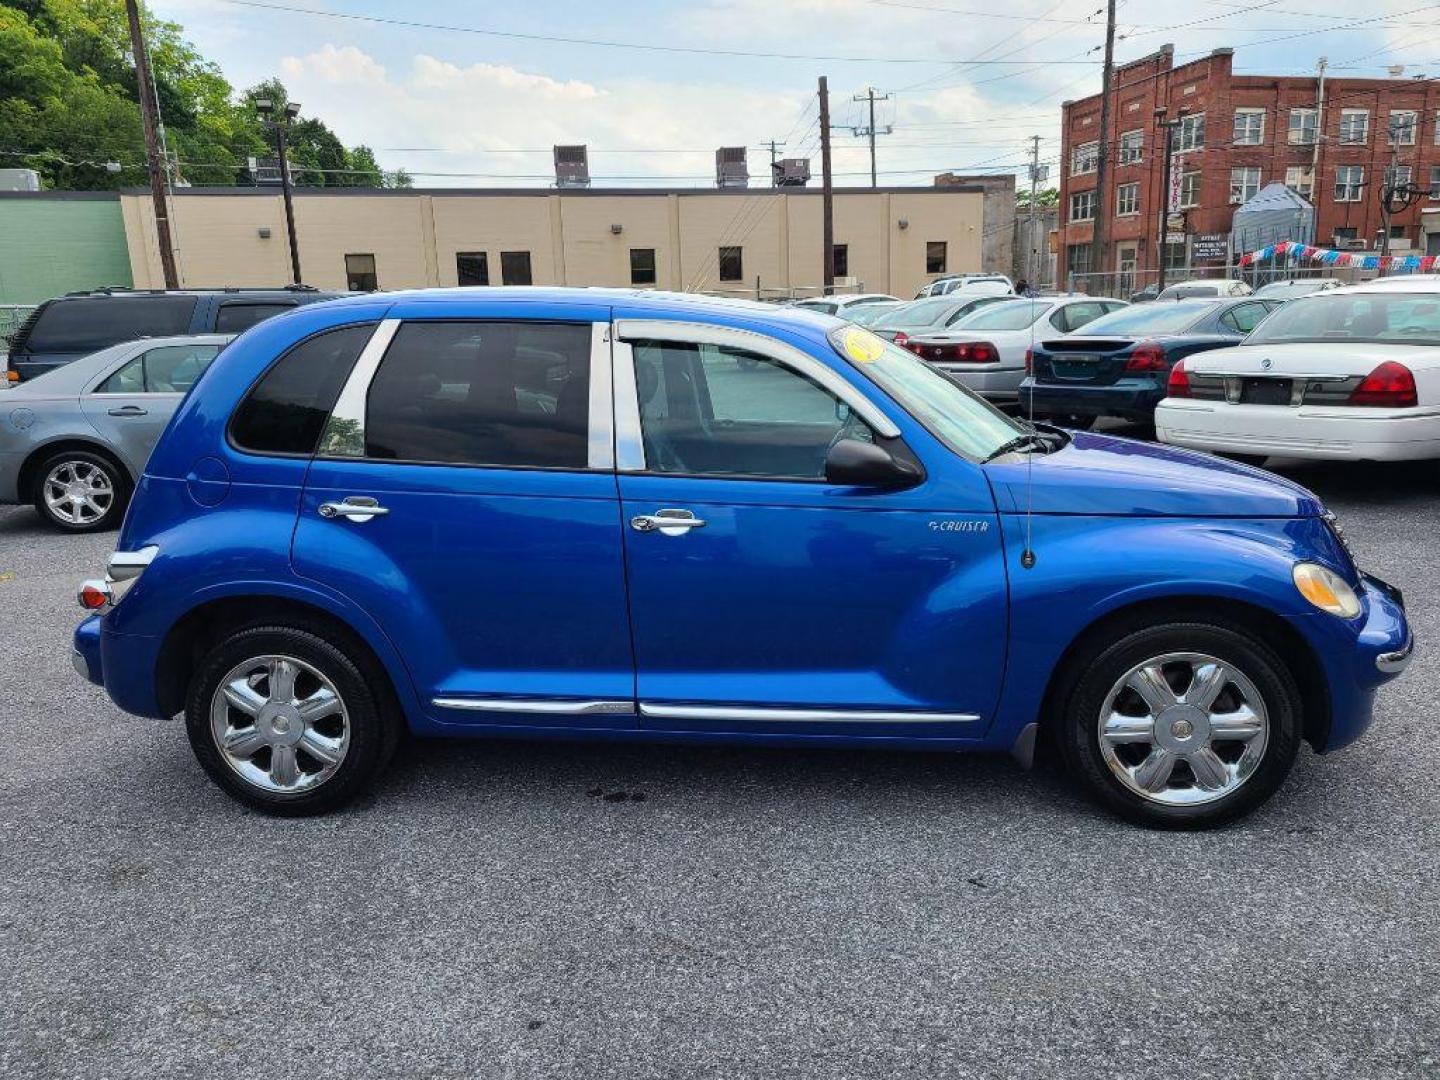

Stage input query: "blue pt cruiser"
[{"left": 73, "top": 289, "right": 1412, "bottom": 828}]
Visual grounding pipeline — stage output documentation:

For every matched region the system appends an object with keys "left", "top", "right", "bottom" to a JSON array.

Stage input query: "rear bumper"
[
  {"left": 1156, "top": 401, "right": 1440, "bottom": 461},
  {"left": 72, "top": 614, "right": 167, "bottom": 718},
  {"left": 1019, "top": 378, "right": 1165, "bottom": 421}
]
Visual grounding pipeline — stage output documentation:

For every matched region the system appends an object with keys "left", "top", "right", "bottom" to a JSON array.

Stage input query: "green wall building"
[{"left": 0, "top": 192, "right": 133, "bottom": 305}]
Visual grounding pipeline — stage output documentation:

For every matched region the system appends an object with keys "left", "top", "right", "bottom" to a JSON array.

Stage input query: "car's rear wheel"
[
  {"left": 1057, "top": 621, "right": 1302, "bottom": 829},
  {"left": 33, "top": 450, "right": 128, "bottom": 532},
  {"left": 185, "top": 625, "right": 398, "bottom": 815}
]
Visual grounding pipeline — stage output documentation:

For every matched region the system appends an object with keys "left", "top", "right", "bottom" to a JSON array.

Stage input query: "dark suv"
[{"left": 4, "top": 286, "right": 347, "bottom": 383}]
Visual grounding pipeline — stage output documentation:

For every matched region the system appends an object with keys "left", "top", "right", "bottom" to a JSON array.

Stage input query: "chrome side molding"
[
  {"left": 638, "top": 703, "right": 981, "bottom": 724},
  {"left": 432, "top": 697, "right": 636, "bottom": 716}
]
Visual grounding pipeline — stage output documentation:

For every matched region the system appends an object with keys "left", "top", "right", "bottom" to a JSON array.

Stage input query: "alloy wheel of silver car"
[
  {"left": 42, "top": 460, "right": 114, "bottom": 526},
  {"left": 1097, "top": 651, "right": 1269, "bottom": 806},
  {"left": 209, "top": 654, "right": 351, "bottom": 794}
]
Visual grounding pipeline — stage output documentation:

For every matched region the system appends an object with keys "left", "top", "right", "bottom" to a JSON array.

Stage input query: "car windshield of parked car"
[
  {"left": 1242, "top": 291, "right": 1440, "bottom": 346},
  {"left": 952, "top": 300, "right": 1049, "bottom": 331},
  {"left": 20, "top": 296, "right": 198, "bottom": 352},
  {"left": 1255, "top": 281, "right": 1319, "bottom": 298},
  {"left": 830, "top": 326, "right": 1024, "bottom": 461},
  {"left": 1072, "top": 301, "right": 1213, "bottom": 336},
  {"left": 873, "top": 298, "right": 960, "bottom": 331},
  {"left": 846, "top": 301, "right": 904, "bottom": 326}
]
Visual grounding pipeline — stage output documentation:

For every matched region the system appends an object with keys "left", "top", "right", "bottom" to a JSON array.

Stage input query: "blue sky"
[{"left": 153, "top": 0, "right": 1430, "bottom": 188}]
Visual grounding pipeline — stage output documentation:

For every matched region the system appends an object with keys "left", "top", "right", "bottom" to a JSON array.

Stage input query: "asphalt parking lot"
[{"left": 1, "top": 449, "right": 1437, "bottom": 1080}]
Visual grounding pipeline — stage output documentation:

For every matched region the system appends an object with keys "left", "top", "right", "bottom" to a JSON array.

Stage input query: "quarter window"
[
  {"left": 345, "top": 254, "right": 378, "bottom": 292},
  {"left": 230, "top": 323, "right": 377, "bottom": 455},
  {"left": 457, "top": 252, "right": 490, "bottom": 286},
  {"left": 361, "top": 321, "right": 591, "bottom": 469},
  {"left": 629, "top": 339, "right": 874, "bottom": 480}
]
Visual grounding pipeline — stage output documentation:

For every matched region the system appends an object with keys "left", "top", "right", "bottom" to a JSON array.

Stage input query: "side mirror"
[{"left": 824, "top": 438, "right": 922, "bottom": 490}]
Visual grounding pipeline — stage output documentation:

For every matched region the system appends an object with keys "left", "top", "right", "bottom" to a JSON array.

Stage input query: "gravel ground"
[{"left": 1, "top": 453, "right": 1436, "bottom": 1079}]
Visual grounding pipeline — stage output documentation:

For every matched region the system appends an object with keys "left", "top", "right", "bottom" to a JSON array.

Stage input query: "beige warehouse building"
[{"left": 117, "top": 185, "right": 992, "bottom": 300}]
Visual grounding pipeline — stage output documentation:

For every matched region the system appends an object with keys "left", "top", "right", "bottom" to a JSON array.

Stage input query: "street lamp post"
[{"left": 256, "top": 98, "right": 303, "bottom": 285}]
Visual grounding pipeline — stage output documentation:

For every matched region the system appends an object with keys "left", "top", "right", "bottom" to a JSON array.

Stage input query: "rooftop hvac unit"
[
  {"left": 554, "top": 145, "right": 591, "bottom": 188},
  {"left": 772, "top": 158, "right": 811, "bottom": 187},
  {"left": 715, "top": 146, "right": 749, "bottom": 188},
  {"left": 247, "top": 156, "right": 286, "bottom": 185}
]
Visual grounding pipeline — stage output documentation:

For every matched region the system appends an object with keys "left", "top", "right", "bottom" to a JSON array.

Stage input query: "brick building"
[{"left": 1058, "top": 45, "right": 1440, "bottom": 285}]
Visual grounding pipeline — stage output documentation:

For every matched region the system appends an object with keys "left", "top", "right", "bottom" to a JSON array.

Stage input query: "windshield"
[
  {"left": 1255, "top": 281, "right": 1320, "bottom": 297},
  {"left": 1074, "top": 302, "right": 1212, "bottom": 336},
  {"left": 955, "top": 300, "right": 1050, "bottom": 331},
  {"left": 874, "top": 298, "right": 960, "bottom": 330},
  {"left": 829, "top": 326, "right": 1024, "bottom": 461},
  {"left": 846, "top": 302, "right": 903, "bottom": 326},
  {"left": 1243, "top": 290, "right": 1440, "bottom": 346}
]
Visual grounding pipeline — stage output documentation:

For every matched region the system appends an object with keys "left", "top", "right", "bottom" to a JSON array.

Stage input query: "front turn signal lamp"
[{"left": 1293, "top": 562, "right": 1362, "bottom": 619}]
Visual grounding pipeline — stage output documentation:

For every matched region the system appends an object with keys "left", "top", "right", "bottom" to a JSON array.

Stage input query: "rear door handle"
[
  {"left": 318, "top": 496, "right": 389, "bottom": 523},
  {"left": 630, "top": 508, "right": 706, "bottom": 536},
  {"left": 107, "top": 406, "right": 147, "bottom": 417}
]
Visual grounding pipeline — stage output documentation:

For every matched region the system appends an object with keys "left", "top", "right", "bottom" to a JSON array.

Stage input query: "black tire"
[
  {"left": 185, "top": 625, "right": 400, "bottom": 815},
  {"left": 32, "top": 449, "right": 130, "bottom": 533},
  {"left": 1055, "top": 619, "right": 1302, "bottom": 829}
]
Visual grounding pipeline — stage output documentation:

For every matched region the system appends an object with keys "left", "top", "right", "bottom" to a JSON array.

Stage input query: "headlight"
[{"left": 1293, "top": 561, "right": 1362, "bottom": 619}]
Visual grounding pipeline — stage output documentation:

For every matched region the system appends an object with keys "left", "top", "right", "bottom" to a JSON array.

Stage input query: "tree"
[{"left": 1017, "top": 187, "right": 1059, "bottom": 210}]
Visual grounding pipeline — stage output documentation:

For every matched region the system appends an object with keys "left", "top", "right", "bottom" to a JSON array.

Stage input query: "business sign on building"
[
  {"left": 1191, "top": 233, "right": 1229, "bottom": 261},
  {"left": 1168, "top": 154, "right": 1186, "bottom": 213}
]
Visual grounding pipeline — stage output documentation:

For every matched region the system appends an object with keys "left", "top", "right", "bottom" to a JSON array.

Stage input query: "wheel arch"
[
  {"left": 1034, "top": 595, "right": 1331, "bottom": 759},
  {"left": 18, "top": 437, "right": 133, "bottom": 503}
]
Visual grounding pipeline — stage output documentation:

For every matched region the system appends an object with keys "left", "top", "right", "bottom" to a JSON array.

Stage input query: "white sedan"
[{"left": 1156, "top": 279, "right": 1440, "bottom": 462}]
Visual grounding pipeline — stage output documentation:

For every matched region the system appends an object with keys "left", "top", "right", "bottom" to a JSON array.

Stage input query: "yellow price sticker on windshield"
[{"left": 838, "top": 326, "right": 886, "bottom": 363}]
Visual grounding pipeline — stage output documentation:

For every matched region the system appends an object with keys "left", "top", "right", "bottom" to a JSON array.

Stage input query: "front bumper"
[
  {"left": 1155, "top": 400, "right": 1440, "bottom": 461},
  {"left": 1019, "top": 378, "right": 1165, "bottom": 422},
  {"left": 1312, "top": 572, "right": 1412, "bottom": 752}
]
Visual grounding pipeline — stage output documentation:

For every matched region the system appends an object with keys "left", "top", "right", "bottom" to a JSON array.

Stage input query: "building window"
[
  {"left": 1284, "top": 165, "right": 1315, "bottom": 199},
  {"left": 1179, "top": 171, "right": 1201, "bottom": 210},
  {"left": 1170, "top": 114, "right": 1205, "bottom": 153},
  {"left": 1066, "top": 243, "right": 1093, "bottom": 276},
  {"left": 1389, "top": 224, "right": 1406, "bottom": 240},
  {"left": 1163, "top": 238, "right": 1187, "bottom": 271},
  {"left": 344, "top": 253, "right": 377, "bottom": 292},
  {"left": 456, "top": 252, "right": 489, "bottom": 286},
  {"left": 1233, "top": 108, "right": 1265, "bottom": 146},
  {"left": 718, "top": 245, "right": 743, "bottom": 282},
  {"left": 1230, "top": 167, "right": 1262, "bottom": 205},
  {"left": 500, "top": 251, "right": 533, "bottom": 285},
  {"left": 629, "top": 248, "right": 657, "bottom": 286},
  {"left": 1118, "top": 130, "right": 1143, "bottom": 164},
  {"left": 1288, "top": 108, "right": 1318, "bottom": 145},
  {"left": 1333, "top": 227, "right": 1357, "bottom": 243},
  {"left": 1334, "top": 165, "right": 1365, "bottom": 202},
  {"left": 925, "top": 241, "right": 947, "bottom": 274},
  {"left": 1339, "top": 109, "right": 1369, "bottom": 145},
  {"left": 1068, "top": 190, "right": 1096, "bottom": 222},
  {"left": 1116, "top": 182, "right": 1139, "bottom": 216},
  {"left": 832, "top": 243, "right": 848, "bottom": 278},
  {"left": 1430, "top": 166, "right": 1440, "bottom": 198},
  {"left": 1070, "top": 140, "right": 1099, "bottom": 175},
  {"left": 1386, "top": 165, "right": 1413, "bottom": 189},
  {"left": 1389, "top": 110, "right": 1418, "bottom": 146}
]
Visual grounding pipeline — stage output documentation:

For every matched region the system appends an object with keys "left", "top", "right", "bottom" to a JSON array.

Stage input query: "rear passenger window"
[
  {"left": 230, "top": 323, "right": 377, "bottom": 455},
  {"left": 215, "top": 303, "right": 295, "bottom": 334},
  {"left": 361, "top": 321, "right": 591, "bottom": 469},
  {"left": 96, "top": 344, "right": 221, "bottom": 393},
  {"left": 1221, "top": 302, "right": 1267, "bottom": 334},
  {"left": 22, "top": 296, "right": 198, "bottom": 352}
]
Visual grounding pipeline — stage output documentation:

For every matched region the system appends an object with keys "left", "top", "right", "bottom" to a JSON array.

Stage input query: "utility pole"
[
  {"left": 819, "top": 76, "right": 835, "bottom": 294},
  {"left": 1090, "top": 0, "right": 1117, "bottom": 286},
  {"left": 758, "top": 140, "right": 785, "bottom": 186},
  {"left": 852, "top": 88, "right": 893, "bottom": 188},
  {"left": 1379, "top": 134, "right": 1399, "bottom": 276},
  {"left": 1155, "top": 108, "right": 1184, "bottom": 294},
  {"left": 256, "top": 98, "right": 304, "bottom": 284},
  {"left": 124, "top": 0, "right": 178, "bottom": 288},
  {"left": 1027, "top": 135, "right": 1043, "bottom": 288}
]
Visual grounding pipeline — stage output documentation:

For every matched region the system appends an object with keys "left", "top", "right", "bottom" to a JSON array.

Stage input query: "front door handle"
[
  {"left": 630, "top": 508, "right": 706, "bottom": 536},
  {"left": 107, "top": 406, "right": 147, "bottom": 417},
  {"left": 318, "top": 496, "right": 389, "bottom": 523}
]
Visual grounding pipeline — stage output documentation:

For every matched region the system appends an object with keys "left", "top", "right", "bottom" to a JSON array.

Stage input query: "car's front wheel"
[
  {"left": 33, "top": 450, "right": 129, "bottom": 532},
  {"left": 1057, "top": 620, "right": 1302, "bottom": 829},
  {"left": 185, "top": 625, "right": 399, "bottom": 815}
]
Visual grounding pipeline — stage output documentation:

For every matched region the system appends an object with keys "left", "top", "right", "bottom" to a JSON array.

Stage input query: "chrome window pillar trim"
[
  {"left": 611, "top": 334, "right": 647, "bottom": 472},
  {"left": 432, "top": 697, "right": 636, "bottom": 716},
  {"left": 637, "top": 703, "right": 981, "bottom": 724},
  {"left": 612, "top": 318, "right": 902, "bottom": 440},
  {"left": 587, "top": 321, "right": 616, "bottom": 471},
  {"left": 316, "top": 317, "right": 401, "bottom": 457}
]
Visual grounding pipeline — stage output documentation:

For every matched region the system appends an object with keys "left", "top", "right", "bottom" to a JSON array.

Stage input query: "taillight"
[
  {"left": 4, "top": 368, "right": 17, "bottom": 384},
  {"left": 893, "top": 331, "right": 911, "bottom": 350},
  {"left": 1024, "top": 348, "right": 1034, "bottom": 375},
  {"left": 1124, "top": 339, "right": 1168, "bottom": 372},
  {"left": 1167, "top": 359, "right": 1191, "bottom": 398},
  {"left": 1349, "top": 361, "right": 1417, "bottom": 408},
  {"left": 917, "top": 341, "right": 1000, "bottom": 363}
]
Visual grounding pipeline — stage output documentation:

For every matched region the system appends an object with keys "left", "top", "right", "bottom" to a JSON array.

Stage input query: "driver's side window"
[{"left": 631, "top": 339, "right": 874, "bottom": 480}]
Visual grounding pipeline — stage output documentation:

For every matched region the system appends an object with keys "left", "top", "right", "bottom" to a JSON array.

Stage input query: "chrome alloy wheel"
[
  {"left": 209, "top": 655, "right": 350, "bottom": 794},
  {"left": 1098, "top": 651, "right": 1269, "bottom": 806},
  {"left": 42, "top": 460, "right": 114, "bottom": 525}
]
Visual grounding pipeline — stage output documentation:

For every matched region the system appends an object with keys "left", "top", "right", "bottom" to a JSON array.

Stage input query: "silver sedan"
[{"left": 0, "top": 334, "right": 231, "bottom": 531}]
